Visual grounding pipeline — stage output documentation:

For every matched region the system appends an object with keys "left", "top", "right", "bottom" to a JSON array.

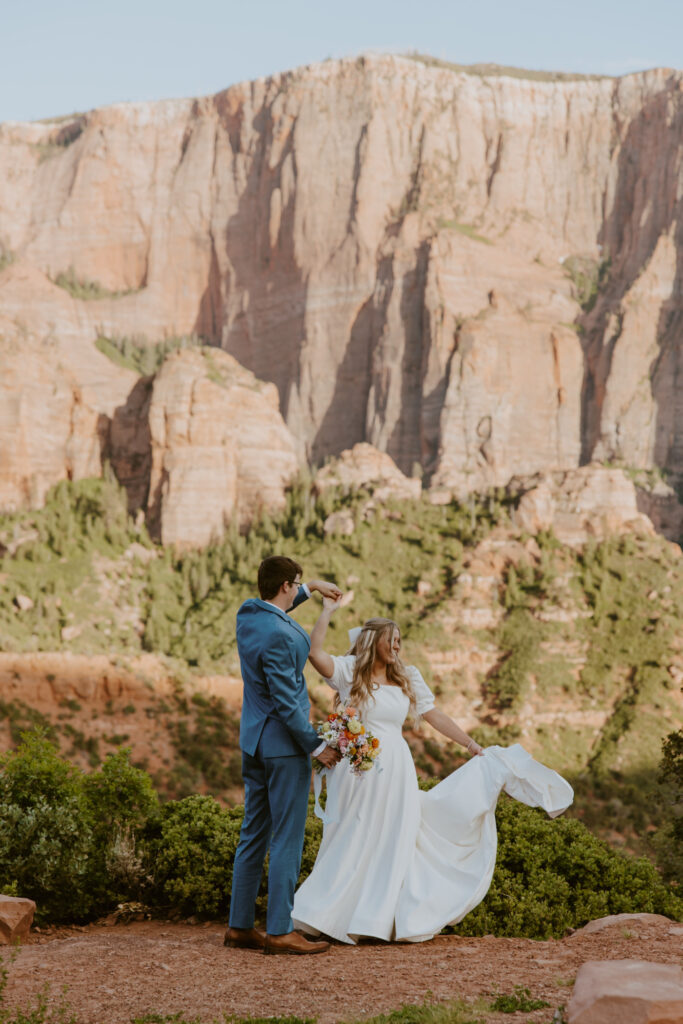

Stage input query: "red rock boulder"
[
  {"left": 568, "top": 959, "right": 683, "bottom": 1023},
  {"left": 0, "top": 895, "right": 36, "bottom": 944}
]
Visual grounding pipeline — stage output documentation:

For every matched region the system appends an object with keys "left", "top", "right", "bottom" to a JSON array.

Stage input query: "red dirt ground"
[{"left": 4, "top": 915, "right": 681, "bottom": 1023}]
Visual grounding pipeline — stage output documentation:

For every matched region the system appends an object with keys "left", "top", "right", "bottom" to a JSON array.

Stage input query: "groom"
[{"left": 225, "top": 555, "right": 342, "bottom": 955}]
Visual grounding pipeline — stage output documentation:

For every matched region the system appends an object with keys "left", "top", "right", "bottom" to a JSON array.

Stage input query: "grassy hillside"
[{"left": 0, "top": 476, "right": 680, "bottom": 877}]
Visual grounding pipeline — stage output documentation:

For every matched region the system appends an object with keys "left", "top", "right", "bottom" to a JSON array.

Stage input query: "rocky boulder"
[
  {"left": 0, "top": 895, "right": 36, "bottom": 944},
  {"left": 315, "top": 443, "right": 421, "bottom": 502},
  {"left": 567, "top": 959, "right": 683, "bottom": 1023},
  {"left": 147, "top": 348, "right": 299, "bottom": 546},
  {"left": 576, "top": 913, "right": 677, "bottom": 935},
  {"left": 512, "top": 466, "right": 656, "bottom": 545}
]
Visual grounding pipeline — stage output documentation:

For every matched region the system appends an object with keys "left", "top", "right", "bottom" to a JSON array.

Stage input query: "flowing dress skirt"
[{"left": 293, "top": 720, "right": 573, "bottom": 944}]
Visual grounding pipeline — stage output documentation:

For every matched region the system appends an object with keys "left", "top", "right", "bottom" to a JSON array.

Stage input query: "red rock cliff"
[{"left": 1, "top": 55, "right": 682, "bottom": 531}]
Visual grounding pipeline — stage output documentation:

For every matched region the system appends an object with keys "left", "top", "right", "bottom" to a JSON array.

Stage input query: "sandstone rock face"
[
  {"left": 513, "top": 466, "right": 655, "bottom": 545},
  {"left": 315, "top": 443, "right": 421, "bottom": 502},
  {"left": 2, "top": 56, "right": 683, "bottom": 533},
  {"left": 146, "top": 348, "right": 299, "bottom": 546},
  {"left": 0, "top": 895, "right": 36, "bottom": 944},
  {"left": 0, "top": 265, "right": 134, "bottom": 512},
  {"left": 567, "top": 959, "right": 683, "bottom": 1024}
]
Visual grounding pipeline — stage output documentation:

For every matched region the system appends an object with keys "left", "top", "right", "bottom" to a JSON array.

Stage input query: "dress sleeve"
[
  {"left": 408, "top": 666, "right": 436, "bottom": 715},
  {"left": 325, "top": 654, "right": 356, "bottom": 704}
]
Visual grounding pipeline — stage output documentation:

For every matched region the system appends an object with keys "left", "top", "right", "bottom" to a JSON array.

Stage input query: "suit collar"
[{"left": 249, "top": 598, "right": 310, "bottom": 644}]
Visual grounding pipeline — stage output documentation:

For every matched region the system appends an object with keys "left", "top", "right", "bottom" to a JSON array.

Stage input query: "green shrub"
[
  {"left": 490, "top": 986, "right": 549, "bottom": 1012},
  {"left": 655, "top": 728, "right": 683, "bottom": 883},
  {"left": 148, "top": 796, "right": 244, "bottom": 917},
  {"left": 1, "top": 736, "right": 680, "bottom": 933},
  {"left": 486, "top": 609, "right": 540, "bottom": 711},
  {"left": 0, "top": 737, "right": 159, "bottom": 923},
  {"left": 53, "top": 266, "right": 133, "bottom": 300},
  {"left": 562, "top": 254, "right": 610, "bottom": 312},
  {"left": 95, "top": 334, "right": 204, "bottom": 377},
  {"left": 83, "top": 749, "right": 160, "bottom": 914},
  {"left": 0, "top": 733, "right": 93, "bottom": 922},
  {"left": 452, "top": 797, "right": 682, "bottom": 939}
]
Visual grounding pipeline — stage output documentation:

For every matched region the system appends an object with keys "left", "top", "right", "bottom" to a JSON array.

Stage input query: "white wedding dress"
[{"left": 292, "top": 656, "right": 573, "bottom": 944}]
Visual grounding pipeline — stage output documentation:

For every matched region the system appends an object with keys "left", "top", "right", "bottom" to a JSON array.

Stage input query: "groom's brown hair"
[{"left": 258, "top": 555, "right": 303, "bottom": 600}]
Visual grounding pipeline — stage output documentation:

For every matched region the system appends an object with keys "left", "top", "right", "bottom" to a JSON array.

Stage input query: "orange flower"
[
  {"left": 327, "top": 713, "right": 338, "bottom": 722},
  {"left": 345, "top": 729, "right": 354, "bottom": 740},
  {"left": 371, "top": 738, "right": 380, "bottom": 748},
  {"left": 345, "top": 706, "right": 357, "bottom": 717}
]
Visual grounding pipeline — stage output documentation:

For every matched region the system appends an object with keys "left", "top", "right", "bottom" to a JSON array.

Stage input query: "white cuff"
[
  {"left": 301, "top": 582, "right": 311, "bottom": 597},
  {"left": 312, "top": 740, "right": 327, "bottom": 757}
]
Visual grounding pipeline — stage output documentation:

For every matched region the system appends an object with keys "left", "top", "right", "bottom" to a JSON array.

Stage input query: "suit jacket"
[{"left": 236, "top": 587, "right": 320, "bottom": 757}]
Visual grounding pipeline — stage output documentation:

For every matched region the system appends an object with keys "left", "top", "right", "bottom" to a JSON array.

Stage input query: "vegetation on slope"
[
  {"left": 0, "top": 476, "right": 681, "bottom": 878},
  {"left": 95, "top": 334, "right": 205, "bottom": 377}
]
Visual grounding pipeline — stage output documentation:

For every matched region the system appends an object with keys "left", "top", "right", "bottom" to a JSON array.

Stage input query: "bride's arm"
[
  {"left": 421, "top": 708, "right": 484, "bottom": 756},
  {"left": 308, "top": 595, "right": 341, "bottom": 679}
]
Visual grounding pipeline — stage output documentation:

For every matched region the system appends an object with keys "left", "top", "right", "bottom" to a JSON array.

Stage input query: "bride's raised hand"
[{"left": 322, "top": 594, "right": 342, "bottom": 613}]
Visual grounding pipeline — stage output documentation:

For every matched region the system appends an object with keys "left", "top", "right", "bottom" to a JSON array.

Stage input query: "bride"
[{"left": 291, "top": 597, "right": 573, "bottom": 945}]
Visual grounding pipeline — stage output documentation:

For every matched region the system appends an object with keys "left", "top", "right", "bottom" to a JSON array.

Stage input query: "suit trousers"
[{"left": 229, "top": 739, "right": 311, "bottom": 935}]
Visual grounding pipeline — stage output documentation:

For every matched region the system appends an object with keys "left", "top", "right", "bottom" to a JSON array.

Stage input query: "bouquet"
[{"left": 313, "top": 706, "right": 381, "bottom": 776}]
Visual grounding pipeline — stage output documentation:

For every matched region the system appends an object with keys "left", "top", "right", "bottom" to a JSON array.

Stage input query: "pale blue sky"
[{"left": 2, "top": 0, "right": 680, "bottom": 123}]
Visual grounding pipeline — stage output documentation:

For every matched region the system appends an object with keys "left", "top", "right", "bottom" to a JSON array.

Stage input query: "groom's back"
[{"left": 236, "top": 598, "right": 309, "bottom": 757}]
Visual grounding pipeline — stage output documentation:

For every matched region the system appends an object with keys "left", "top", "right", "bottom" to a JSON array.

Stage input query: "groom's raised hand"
[{"left": 307, "top": 579, "right": 343, "bottom": 601}]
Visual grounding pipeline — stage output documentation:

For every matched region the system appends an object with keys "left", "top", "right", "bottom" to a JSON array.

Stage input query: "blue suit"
[{"left": 229, "top": 587, "right": 321, "bottom": 935}]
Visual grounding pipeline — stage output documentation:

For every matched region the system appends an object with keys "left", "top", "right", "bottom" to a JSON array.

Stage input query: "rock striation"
[{"left": 2, "top": 56, "right": 683, "bottom": 537}]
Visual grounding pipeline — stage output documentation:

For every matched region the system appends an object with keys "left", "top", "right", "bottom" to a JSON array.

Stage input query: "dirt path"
[{"left": 4, "top": 917, "right": 681, "bottom": 1024}]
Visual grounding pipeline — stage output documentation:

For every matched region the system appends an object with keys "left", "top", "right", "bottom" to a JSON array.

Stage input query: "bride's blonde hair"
[{"left": 336, "top": 618, "right": 417, "bottom": 714}]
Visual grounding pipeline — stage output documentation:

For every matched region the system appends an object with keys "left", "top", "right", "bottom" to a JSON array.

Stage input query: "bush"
[
  {"left": 452, "top": 797, "right": 682, "bottom": 939},
  {"left": 0, "top": 736, "right": 158, "bottom": 923},
  {"left": 83, "top": 749, "right": 160, "bottom": 914},
  {"left": 0, "top": 733, "right": 93, "bottom": 922},
  {"left": 655, "top": 728, "right": 683, "bottom": 884},
  {"left": 95, "top": 334, "right": 204, "bottom": 377},
  {"left": 148, "top": 796, "right": 244, "bottom": 917}
]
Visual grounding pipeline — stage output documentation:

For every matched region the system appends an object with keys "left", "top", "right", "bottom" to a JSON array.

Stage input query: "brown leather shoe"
[
  {"left": 223, "top": 926, "right": 267, "bottom": 950},
  {"left": 264, "top": 930, "right": 330, "bottom": 955}
]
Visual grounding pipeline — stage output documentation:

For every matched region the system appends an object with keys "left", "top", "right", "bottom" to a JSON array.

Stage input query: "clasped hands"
[{"left": 307, "top": 579, "right": 343, "bottom": 601}]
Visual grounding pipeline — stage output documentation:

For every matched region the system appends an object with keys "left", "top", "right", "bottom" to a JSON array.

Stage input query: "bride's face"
[{"left": 376, "top": 627, "right": 401, "bottom": 665}]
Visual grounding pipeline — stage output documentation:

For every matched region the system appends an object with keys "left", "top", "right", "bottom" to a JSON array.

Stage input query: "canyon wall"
[{"left": 1, "top": 55, "right": 682, "bottom": 539}]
